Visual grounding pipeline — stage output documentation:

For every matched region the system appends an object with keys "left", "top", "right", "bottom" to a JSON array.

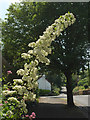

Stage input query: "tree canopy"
[{"left": 2, "top": 2, "right": 88, "bottom": 73}]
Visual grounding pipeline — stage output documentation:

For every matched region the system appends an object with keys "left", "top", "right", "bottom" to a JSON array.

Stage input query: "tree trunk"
[{"left": 65, "top": 72, "right": 75, "bottom": 107}]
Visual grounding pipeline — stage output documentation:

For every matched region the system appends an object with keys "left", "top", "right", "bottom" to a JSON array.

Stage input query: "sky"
[{"left": 0, "top": 0, "right": 21, "bottom": 20}]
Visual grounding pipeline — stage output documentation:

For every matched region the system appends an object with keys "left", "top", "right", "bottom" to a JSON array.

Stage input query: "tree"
[
  {"left": 2, "top": 2, "right": 48, "bottom": 80},
  {"left": 45, "top": 72, "right": 65, "bottom": 88},
  {"left": 46, "top": 3, "right": 88, "bottom": 106}
]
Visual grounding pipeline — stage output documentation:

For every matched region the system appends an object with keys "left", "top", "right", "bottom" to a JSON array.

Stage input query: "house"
[{"left": 37, "top": 75, "right": 51, "bottom": 91}]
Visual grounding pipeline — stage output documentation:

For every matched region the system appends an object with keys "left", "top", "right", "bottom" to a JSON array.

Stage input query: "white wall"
[{"left": 37, "top": 75, "right": 51, "bottom": 91}]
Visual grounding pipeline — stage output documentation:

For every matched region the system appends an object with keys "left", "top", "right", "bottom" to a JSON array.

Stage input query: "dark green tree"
[
  {"left": 47, "top": 3, "right": 88, "bottom": 106},
  {"left": 45, "top": 72, "right": 65, "bottom": 88}
]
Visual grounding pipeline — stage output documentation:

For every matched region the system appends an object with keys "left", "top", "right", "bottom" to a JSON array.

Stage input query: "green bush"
[
  {"left": 84, "top": 83, "right": 88, "bottom": 89},
  {"left": 73, "top": 86, "right": 79, "bottom": 93},
  {"left": 79, "top": 86, "right": 85, "bottom": 90},
  {"left": 35, "top": 88, "right": 40, "bottom": 98},
  {"left": 38, "top": 89, "right": 51, "bottom": 96},
  {"left": 73, "top": 86, "right": 85, "bottom": 93},
  {"left": 78, "top": 78, "right": 88, "bottom": 86},
  {"left": 51, "top": 85, "right": 60, "bottom": 96}
]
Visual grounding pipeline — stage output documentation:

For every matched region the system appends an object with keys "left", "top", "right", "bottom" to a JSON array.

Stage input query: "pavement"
[
  {"left": 28, "top": 87, "right": 89, "bottom": 119},
  {"left": 29, "top": 95, "right": 89, "bottom": 119}
]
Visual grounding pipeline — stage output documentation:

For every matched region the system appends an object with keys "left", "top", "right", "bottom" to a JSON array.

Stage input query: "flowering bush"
[
  {"left": 7, "top": 71, "right": 12, "bottom": 75},
  {"left": 2, "top": 12, "right": 76, "bottom": 119},
  {"left": 22, "top": 112, "right": 36, "bottom": 120}
]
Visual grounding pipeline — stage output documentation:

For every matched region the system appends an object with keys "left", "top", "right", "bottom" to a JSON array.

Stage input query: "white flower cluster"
[
  {"left": 3, "top": 12, "right": 76, "bottom": 116},
  {"left": 21, "top": 53, "right": 31, "bottom": 59},
  {"left": 17, "top": 69, "right": 25, "bottom": 76},
  {"left": 15, "top": 12, "right": 76, "bottom": 114},
  {"left": 13, "top": 79, "right": 23, "bottom": 85},
  {"left": 13, "top": 85, "right": 28, "bottom": 95},
  {"left": 6, "top": 110, "right": 13, "bottom": 118},
  {"left": 23, "top": 92, "right": 36, "bottom": 101},
  {"left": 27, "top": 12, "right": 76, "bottom": 65},
  {"left": 8, "top": 97, "right": 20, "bottom": 104},
  {"left": 3, "top": 90, "right": 17, "bottom": 97},
  {"left": 19, "top": 99, "right": 28, "bottom": 113},
  {"left": 28, "top": 42, "right": 36, "bottom": 48}
]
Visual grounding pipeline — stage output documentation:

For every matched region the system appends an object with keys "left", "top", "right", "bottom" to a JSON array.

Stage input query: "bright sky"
[{"left": 0, "top": 0, "right": 21, "bottom": 20}]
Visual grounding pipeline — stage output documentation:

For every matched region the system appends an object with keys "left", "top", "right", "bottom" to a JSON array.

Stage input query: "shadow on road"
[
  {"left": 77, "top": 106, "right": 90, "bottom": 119},
  {"left": 28, "top": 102, "right": 88, "bottom": 119}
]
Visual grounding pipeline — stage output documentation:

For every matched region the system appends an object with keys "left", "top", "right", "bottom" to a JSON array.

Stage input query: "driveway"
[{"left": 73, "top": 95, "right": 89, "bottom": 106}]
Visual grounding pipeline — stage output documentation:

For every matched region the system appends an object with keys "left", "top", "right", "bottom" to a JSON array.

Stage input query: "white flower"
[
  {"left": 64, "top": 21, "right": 68, "bottom": 28},
  {"left": 13, "top": 79, "right": 23, "bottom": 85},
  {"left": 28, "top": 50, "right": 33, "bottom": 54},
  {"left": 6, "top": 110, "right": 13, "bottom": 118},
  {"left": 70, "top": 13, "right": 75, "bottom": 18},
  {"left": 8, "top": 97, "right": 20, "bottom": 103},
  {"left": 18, "top": 99, "right": 28, "bottom": 113},
  {"left": 21, "top": 53, "right": 31, "bottom": 59},
  {"left": 13, "top": 85, "right": 22, "bottom": 90},
  {"left": 3, "top": 90, "right": 17, "bottom": 96},
  {"left": 17, "top": 69, "right": 25, "bottom": 76},
  {"left": 28, "top": 42, "right": 36, "bottom": 47},
  {"left": 13, "top": 85, "right": 27, "bottom": 95},
  {"left": 34, "top": 59, "right": 39, "bottom": 66},
  {"left": 71, "top": 18, "right": 76, "bottom": 24},
  {"left": 55, "top": 19, "right": 60, "bottom": 23},
  {"left": 68, "top": 21, "right": 72, "bottom": 26}
]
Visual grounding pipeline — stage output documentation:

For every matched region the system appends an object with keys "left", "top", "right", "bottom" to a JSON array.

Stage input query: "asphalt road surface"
[{"left": 31, "top": 95, "right": 87, "bottom": 118}]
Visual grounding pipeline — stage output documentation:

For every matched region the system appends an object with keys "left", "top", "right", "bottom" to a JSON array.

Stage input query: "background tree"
[
  {"left": 2, "top": 2, "right": 88, "bottom": 106},
  {"left": 45, "top": 72, "right": 65, "bottom": 89},
  {"left": 46, "top": 2, "right": 88, "bottom": 106},
  {"left": 2, "top": 2, "right": 48, "bottom": 80}
]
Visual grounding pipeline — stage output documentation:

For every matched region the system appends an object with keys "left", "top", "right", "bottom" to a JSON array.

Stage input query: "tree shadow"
[
  {"left": 77, "top": 106, "right": 90, "bottom": 119},
  {"left": 27, "top": 102, "right": 88, "bottom": 120}
]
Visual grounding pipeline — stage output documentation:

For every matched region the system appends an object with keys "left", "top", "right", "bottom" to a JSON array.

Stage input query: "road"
[
  {"left": 32, "top": 95, "right": 87, "bottom": 118},
  {"left": 39, "top": 93, "right": 89, "bottom": 118},
  {"left": 40, "top": 93, "right": 89, "bottom": 107}
]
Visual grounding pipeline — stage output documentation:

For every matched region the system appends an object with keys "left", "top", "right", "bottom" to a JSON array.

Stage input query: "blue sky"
[{"left": 0, "top": 0, "right": 20, "bottom": 20}]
